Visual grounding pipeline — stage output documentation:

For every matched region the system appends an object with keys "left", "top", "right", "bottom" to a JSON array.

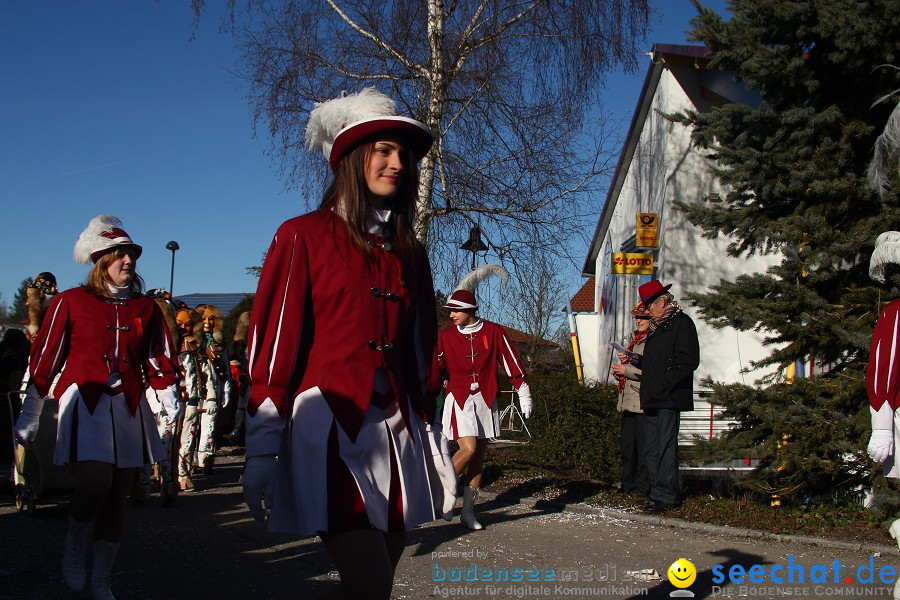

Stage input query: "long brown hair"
[
  {"left": 320, "top": 139, "right": 422, "bottom": 284},
  {"left": 84, "top": 247, "right": 145, "bottom": 297}
]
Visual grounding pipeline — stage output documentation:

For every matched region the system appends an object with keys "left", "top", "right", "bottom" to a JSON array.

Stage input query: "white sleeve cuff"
[
  {"left": 871, "top": 403, "right": 895, "bottom": 430},
  {"left": 246, "top": 398, "right": 284, "bottom": 456}
]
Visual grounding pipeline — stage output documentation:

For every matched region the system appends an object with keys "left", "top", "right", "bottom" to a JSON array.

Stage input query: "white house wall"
[
  {"left": 594, "top": 65, "right": 778, "bottom": 388},
  {"left": 574, "top": 312, "right": 602, "bottom": 383}
]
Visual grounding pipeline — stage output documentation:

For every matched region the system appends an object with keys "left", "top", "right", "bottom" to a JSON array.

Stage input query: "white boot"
[
  {"left": 62, "top": 517, "right": 94, "bottom": 591},
  {"left": 90, "top": 541, "right": 119, "bottom": 600},
  {"left": 460, "top": 486, "right": 484, "bottom": 530}
]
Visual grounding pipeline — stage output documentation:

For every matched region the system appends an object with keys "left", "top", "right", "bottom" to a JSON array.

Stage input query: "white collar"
[
  {"left": 107, "top": 283, "right": 132, "bottom": 299},
  {"left": 457, "top": 319, "right": 483, "bottom": 334},
  {"left": 366, "top": 207, "right": 392, "bottom": 235}
]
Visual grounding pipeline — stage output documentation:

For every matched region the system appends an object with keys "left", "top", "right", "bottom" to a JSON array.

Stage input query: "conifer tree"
[
  {"left": 674, "top": 0, "right": 900, "bottom": 507},
  {"left": 11, "top": 278, "right": 32, "bottom": 324}
]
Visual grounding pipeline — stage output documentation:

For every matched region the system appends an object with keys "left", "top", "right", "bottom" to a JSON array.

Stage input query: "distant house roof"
[
  {"left": 438, "top": 321, "right": 558, "bottom": 348},
  {"left": 174, "top": 292, "right": 253, "bottom": 316},
  {"left": 568, "top": 277, "right": 596, "bottom": 313},
  {"left": 502, "top": 325, "right": 558, "bottom": 348}
]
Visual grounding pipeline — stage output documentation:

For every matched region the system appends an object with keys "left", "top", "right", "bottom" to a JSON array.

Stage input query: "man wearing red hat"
[
  {"left": 636, "top": 279, "right": 700, "bottom": 514},
  {"left": 439, "top": 288, "right": 533, "bottom": 530}
]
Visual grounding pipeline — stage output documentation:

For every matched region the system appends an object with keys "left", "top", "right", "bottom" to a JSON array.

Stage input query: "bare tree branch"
[{"left": 193, "top": 0, "right": 650, "bottom": 292}]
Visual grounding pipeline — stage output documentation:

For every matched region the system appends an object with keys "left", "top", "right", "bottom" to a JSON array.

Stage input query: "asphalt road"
[{"left": 2, "top": 454, "right": 898, "bottom": 600}]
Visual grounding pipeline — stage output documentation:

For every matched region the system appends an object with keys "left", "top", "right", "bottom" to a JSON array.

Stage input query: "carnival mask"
[
  {"left": 176, "top": 310, "right": 193, "bottom": 334},
  {"left": 202, "top": 311, "right": 216, "bottom": 333}
]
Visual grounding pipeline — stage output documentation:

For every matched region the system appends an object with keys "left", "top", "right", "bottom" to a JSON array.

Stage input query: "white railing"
[{"left": 678, "top": 391, "right": 734, "bottom": 446}]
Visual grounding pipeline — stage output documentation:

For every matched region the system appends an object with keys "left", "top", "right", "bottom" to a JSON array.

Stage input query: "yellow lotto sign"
[
  {"left": 636, "top": 212, "right": 659, "bottom": 248},
  {"left": 611, "top": 252, "right": 654, "bottom": 275}
]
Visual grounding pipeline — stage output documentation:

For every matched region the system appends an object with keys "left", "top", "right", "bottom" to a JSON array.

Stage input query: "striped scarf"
[
  {"left": 616, "top": 329, "right": 649, "bottom": 393},
  {"left": 650, "top": 300, "right": 682, "bottom": 332}
]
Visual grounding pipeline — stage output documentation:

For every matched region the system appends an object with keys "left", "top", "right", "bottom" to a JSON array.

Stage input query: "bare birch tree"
[{"left": 194, "top": 0, "right": 649, "bottom": 288}]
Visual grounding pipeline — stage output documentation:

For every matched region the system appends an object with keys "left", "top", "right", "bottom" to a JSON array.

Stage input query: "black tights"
[
  {"left": 316, "top": 529, "right": 406, "bottom": 600},
  {"left": 69, "top": 461, "right": 135, "bottom": 542}
]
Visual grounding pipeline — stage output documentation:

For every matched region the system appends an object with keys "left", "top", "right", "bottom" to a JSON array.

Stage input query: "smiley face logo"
[{"left": 667, "top": 558, "right": 696, "bottom": 589}]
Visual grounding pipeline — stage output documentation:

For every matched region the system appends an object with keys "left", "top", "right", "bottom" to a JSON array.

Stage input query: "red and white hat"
[
  {"left": 870, "top": 231, "right": 900, "bottom": 283},
  {"left": 305, "top": 87, "right": 434, "bottom": 172},
  {"left": 73, "top": 215, "right": 142, "bottom": 265},
  {"left": 443, "top": 289, "right": 478, "bottom": 311},
  {"left": 638, "top": 279, "right": 672, "bottom": 305}
]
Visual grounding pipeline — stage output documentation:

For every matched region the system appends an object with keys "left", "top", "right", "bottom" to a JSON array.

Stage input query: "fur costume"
[
  {"left": 234, "top": 311, "right": 250, "bottom": 343},
  {"left": 25, "top": 287, "right": 44, "bottom": 340},
  {"left": 25, "top": 272, "right": 57, "bottom": 340},
  {"left": 154, "top": 298, "right": 178, "bottom": 342}
]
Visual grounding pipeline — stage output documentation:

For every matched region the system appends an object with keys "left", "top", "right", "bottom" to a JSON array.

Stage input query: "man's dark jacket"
[{"left": 639, "top": 311, "right": 700, "bottom": 411}]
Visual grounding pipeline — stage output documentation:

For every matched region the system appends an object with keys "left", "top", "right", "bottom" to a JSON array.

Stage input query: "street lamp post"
[
  {"left": 460, "top": 225, "right": 488, "bottom": 270},
  {"left": 165, "top": 241, "right": 179, "bottom": 295}
]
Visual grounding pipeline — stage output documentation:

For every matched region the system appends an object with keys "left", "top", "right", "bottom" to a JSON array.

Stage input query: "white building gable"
[{"left": 576, "top": 44, "right": 779, "bottom": 407}]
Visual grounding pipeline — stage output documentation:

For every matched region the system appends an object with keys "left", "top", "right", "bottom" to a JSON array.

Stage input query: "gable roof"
[
  {"left": 581, "top": 43, "right": 761, "bottom": 276},
  {"left": 437, "top": 321, "right": 558, "bottom": 348},
  {"left": 568, "top": 277, "right": 596, "bottom": 313},
  {"left": 502, "top": 324, "right": 559, "bottom": 348}
]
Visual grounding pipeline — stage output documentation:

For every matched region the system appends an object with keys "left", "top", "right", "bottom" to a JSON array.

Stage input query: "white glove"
[
  {"left": 14, "top": 396, "right": 45, "bottom": 445},
  {"left": 423, "top": 423, "right": 457, "bottom": 520},
  {"left": 222, "top": 381, "right": 233, "bottom": 408},
  {"left": 243, "top": 455, "right": 276, "bottom": 522},
  {"left": 158, "top": 387, "right": 181, "bottom": 419},
  {"left": 868, "top": 430, "right": 894, "bottom": 463},
  {"left": 517, "top": 383, "right": 533, "bottom": 419}
]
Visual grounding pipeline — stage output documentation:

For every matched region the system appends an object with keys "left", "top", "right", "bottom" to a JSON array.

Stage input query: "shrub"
[{"left": 524, "top": 372, "right": 622, "bottom": 483}]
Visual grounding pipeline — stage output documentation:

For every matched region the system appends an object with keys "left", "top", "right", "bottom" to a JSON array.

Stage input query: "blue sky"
[{"left": 1, "top": 0, "right": 727, "bottom": 313}]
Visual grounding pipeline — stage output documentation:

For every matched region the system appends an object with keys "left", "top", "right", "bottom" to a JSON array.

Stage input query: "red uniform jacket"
[
  {"left": 867, "top": 298, "right": 900, "bottom": 412},
  {"left": 438, "top": 320, "right": 528, "bottom": 409},
  {"left": 28, "top": 286, "right": 180, "bottom": 415},
  {"left": 247, "top": 209, "right": 440, "bottom": 441}
]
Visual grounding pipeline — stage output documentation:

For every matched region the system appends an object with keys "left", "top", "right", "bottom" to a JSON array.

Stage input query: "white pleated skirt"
[
  {"left": 441, "top": 390, "right": 500, "bottom": 441},
  {"left": 54, "top": 375, "right": 164, "bottom": 468},
  {"left": 268, "top": 386, "right": 437, "bottom": 537}
]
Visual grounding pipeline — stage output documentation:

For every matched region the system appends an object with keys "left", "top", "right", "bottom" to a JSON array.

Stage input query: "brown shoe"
[{"left": 178, "top": 476, "right": 194, "bottom": 493}]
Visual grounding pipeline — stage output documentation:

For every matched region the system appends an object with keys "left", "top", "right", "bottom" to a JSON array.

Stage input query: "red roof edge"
[{"left": 567, "top": 277, "right": 596, "bottom": 313}]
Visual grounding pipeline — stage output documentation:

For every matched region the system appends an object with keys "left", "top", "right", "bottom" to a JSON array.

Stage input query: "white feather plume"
[
  {"left": 305, "top": 88, "right": 396, "bottom": 162},
  {"left": 868, "top": 97, "right": 900, "bottom": 197},
  {"left": 455, "top": 264, "right": 509, "bottom": 292},
  {"left": 73, "top": 214, "right": 122, "bottom": 265},
  {"left": 870, "top": 230, "right": 900, "bottom": 282}
]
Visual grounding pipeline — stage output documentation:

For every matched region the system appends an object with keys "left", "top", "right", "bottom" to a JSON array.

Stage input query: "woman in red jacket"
[
  {"left": 14, "top": 215, "right": 180, "bottom": 599},
  {"left": 439, "top": 289, "right": 533, "bottom": 530},
  {"left": 242, "top": 88, "right": 456, "bottom": 600}
]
